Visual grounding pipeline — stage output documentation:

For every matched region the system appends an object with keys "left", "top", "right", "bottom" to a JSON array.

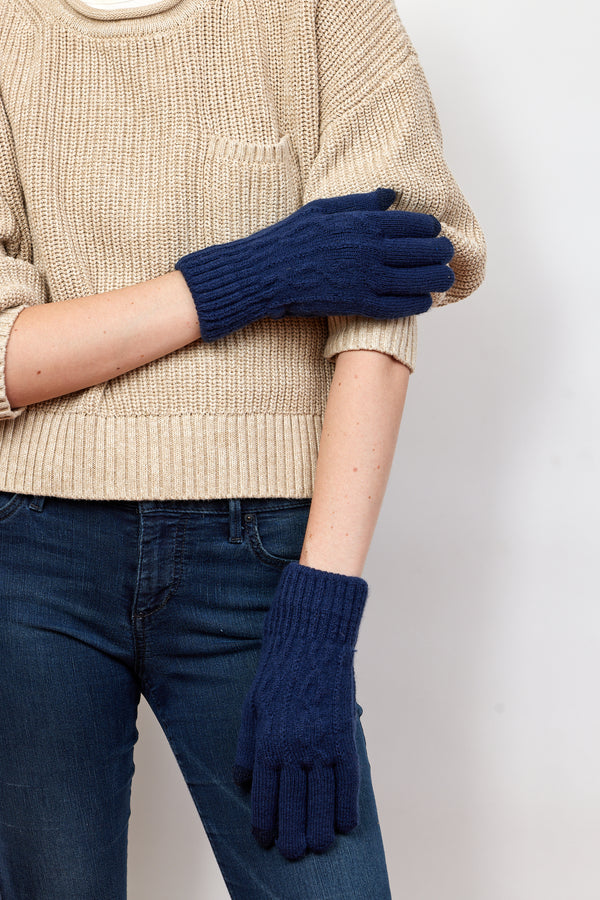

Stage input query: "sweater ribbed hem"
[{"left": 0, "top": 412, "right": 324, "bottom": 500}]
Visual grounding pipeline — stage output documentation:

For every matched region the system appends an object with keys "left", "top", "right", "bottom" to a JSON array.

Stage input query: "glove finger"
[
  {"left": 305, "top": 187, "right": 396, "bottom": 215},
  {"left": 306, "top": 765, "right": 336, "bottom": 853},
  {"left": 232, "top": 703, "right": 257, "bottom": 789},
  {"left": 349, "top": 209, "right": 441, "bottom": 238},
  {"left": 376, "top": 263, "right": 455, "bottom": 296},
  {"left": 381, "top": 236, "right": 455, "bottom": 268},
  {"left": 250, "top": 762, "right": 279, "bottom": 848},
  {"left": 275, "top": 765, "right": 308, "bottom": 861},
  {"left": 334, "top": 755, "right": 361, "bottom": 834}
]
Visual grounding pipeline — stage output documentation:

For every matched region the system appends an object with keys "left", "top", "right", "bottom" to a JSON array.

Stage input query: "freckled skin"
[
  {"left": 298, "top": 350, "right": 410, "bottom": 578},
  {"left": 5, "top": 270, "right": 201, "bottom": 410}
]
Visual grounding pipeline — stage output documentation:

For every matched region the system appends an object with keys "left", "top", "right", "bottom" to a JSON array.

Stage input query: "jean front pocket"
[
  {"left": 0, "top": 490, "right": 30, "bottom": 523},
  {"left": 244, "top": 501, "right": 311, "bottom": 570}
]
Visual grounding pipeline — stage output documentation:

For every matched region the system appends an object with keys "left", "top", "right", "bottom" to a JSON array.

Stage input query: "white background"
[{"left": 128, "top": 0, "right": 600, "bottom": 896}]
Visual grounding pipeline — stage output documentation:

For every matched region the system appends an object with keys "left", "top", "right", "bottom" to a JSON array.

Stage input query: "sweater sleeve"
[
  {"left": 302, "top": 0, "right": 487, "bottom": 371},
  {"left": 0, "top": 93, "right": 48, "bottom": 420}
]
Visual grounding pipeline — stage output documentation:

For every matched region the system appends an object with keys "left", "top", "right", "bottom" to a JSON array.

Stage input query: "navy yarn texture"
[
  {"left": 174, "top": 187, "right": 455, "bottom": 342},
  {"left": 233, "top": 561, "right": 369, "bottom": 861}
]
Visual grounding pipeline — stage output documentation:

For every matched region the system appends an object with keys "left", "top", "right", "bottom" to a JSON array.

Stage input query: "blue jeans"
[{"left": 0, "top": 491, "right": 391, "bottom": 899}]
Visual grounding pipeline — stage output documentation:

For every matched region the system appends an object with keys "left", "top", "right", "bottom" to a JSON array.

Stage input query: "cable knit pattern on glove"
[
  {"left": 175, "top": 187, "right": 455, "bottom": 342},
  {"left": 233, "top": 561, "right": 369, "bottom": 860}
]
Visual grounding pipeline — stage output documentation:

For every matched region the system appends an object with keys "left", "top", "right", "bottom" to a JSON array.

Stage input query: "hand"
[
  {"left": 174, "top": 187, "right": 455, "bottom": 342},
  {"left": 232, "top": 561, "right": 368, "bottom": 860}
]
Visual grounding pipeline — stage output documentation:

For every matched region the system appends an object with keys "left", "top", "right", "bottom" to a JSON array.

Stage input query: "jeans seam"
[
  {"left": 131, "top": 510, "right": 144, "bottom": 676},
  {"left": 248, "top": 501, "right": 311, "bottom": 513},
  {"left": 133, "top": 513, "right": 189, "bottom": 620}
]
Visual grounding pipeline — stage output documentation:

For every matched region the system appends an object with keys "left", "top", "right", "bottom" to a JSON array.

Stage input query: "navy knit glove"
[
  {"left": 233, "top": 561, "right": 368, "bottom": 861},
  {"left": 175, "top": 187, "right": 455, "bottom": 342}
]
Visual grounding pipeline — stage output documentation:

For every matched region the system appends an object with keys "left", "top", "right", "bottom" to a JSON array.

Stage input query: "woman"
[{"left": 0, "top": 0, "right": 486, "bottom": 896}]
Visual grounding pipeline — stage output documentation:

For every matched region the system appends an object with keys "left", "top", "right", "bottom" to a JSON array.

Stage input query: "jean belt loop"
[
  {"left": 28, "top": 495, "right": 46, "bottom": 512},
  {"left": 228, "top": 498, "right": 242, "bottom": 543}
]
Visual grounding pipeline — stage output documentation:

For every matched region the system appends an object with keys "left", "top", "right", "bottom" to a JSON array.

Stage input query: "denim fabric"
[{"left": 0, "top": 490, "right": 391, "bottom": 899}]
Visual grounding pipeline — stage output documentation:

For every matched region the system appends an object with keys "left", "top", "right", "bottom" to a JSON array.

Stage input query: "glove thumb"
[{"left": 305, "top": 186, "right": 396, "bottom": 215}]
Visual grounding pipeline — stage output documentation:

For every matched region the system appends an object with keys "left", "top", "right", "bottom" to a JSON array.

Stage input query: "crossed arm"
[{"left": 5, "top": 268, "right": 409, "bottom": 578}]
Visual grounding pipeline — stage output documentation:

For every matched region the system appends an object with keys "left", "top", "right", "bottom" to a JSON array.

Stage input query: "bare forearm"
[
  {"left": 4, "top": 270, "right": 200, "bottom": 408},
  {"left": 299, "top": 347, "right": 410, "bottom": 577}
]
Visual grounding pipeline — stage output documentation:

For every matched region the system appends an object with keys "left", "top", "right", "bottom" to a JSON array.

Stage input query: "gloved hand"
[
  {"left": 233, "top": 561, "right": 368, "bottom": 860},
  {"left": 175, "top": 187, "right": 455, "bottom": 342}
]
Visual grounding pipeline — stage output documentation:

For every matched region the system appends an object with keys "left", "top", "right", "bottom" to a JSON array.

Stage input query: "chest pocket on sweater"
[
  {"left": 199, "top": 131, "right": 303, "bottom": 247},
  {"left": 94, "top": 130, "right": 331, "bottom": 421}
]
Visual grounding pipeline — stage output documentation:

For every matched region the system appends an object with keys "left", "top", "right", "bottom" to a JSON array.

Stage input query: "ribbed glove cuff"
[
  {"left": 174, "top": 241, "right": 278, "bottom": 343},
  {"left": 264, "top": 562, "right": 368, "bottom": 647}
]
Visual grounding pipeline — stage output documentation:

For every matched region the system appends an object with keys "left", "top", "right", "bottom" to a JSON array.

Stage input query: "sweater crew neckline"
[{"left": 40, "top": 0, "right": 204, "bottom": 35}]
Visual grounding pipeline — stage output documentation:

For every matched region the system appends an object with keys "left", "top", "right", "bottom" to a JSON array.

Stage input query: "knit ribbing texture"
[
  {"left": 0, "top": 0, "right": 486, "bottom": 499},
  {"left": 233, "top": 561, "right": 368, "bottom": 860},
  {"left": 175, "top": 187, "right": 455, "bottom": 342}
]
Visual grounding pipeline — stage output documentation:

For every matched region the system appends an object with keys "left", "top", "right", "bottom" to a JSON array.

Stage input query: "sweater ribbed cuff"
[
  {"left": 324, "top": 312, "right": 418, "bottom": 371},
  {"left": 265, "top": 561, "right": 368, "bottom": 646},
  {"left": 0, "top": 305, "right": 28, "bottom": 421}
]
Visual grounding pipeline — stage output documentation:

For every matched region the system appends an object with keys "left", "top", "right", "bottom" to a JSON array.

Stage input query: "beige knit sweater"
[{"left": 0, "top": 0, "right": 486, "bottom": 500}]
